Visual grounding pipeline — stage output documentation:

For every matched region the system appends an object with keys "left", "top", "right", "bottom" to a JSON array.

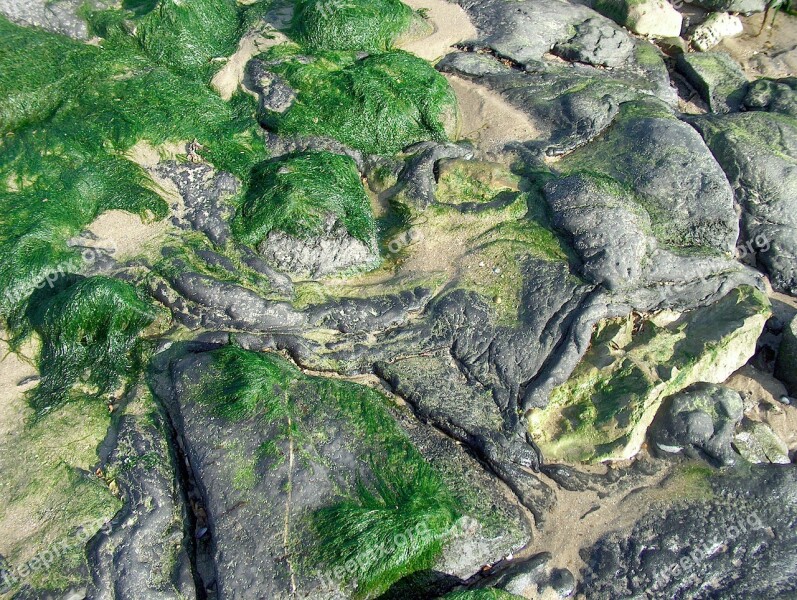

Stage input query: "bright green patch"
[
  {"left": 291, "top": 0, "right": 417, "bottom": 52},
  {"left": 233, "top": 151, "right": 376, "bottom": 248},
  {"left": 259, "top": 47, "right": 457, "bottom": 155},
  {"left": 435, "top": 159, "right": 521, "bottom": 206},
  {"left": 23, "top": 276, "right": 158, "bottom": 411}
]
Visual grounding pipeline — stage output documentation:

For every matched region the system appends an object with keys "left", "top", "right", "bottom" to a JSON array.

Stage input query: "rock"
[
  {"left": 688, "top": 0, "right": 767, "bottom": 13},
  {"left": 744, "top": 77, "right": 797, "bottom": 118},
  {"left": 690, "top": 12, "right": 744, "bottom": 52},
  {"left": 657, "top": 36, "right": 688, "bottom": 56},
  {"left": 546, "top": 568, "right": 576, "bottom": 597},
  {"left": 676, "top": 51, "right": 748, "bottom": 113},
  {"left": 150, "top": 344, "right": 530, "bottom": 599},
  {"left": 559, "top": 101, "right": 739, "bottom": 254},
  {"left": 651, "top": 383, "right": 744, "bottom": 465},
  {"left": 396, "top": 141, "right": 474, "bottom": 209},
  {"left": 246, "top": 61, "right": 296, "bottom": 113},
  {"left": 87, "top": 397, "right": 196, "bottom": 600},
  {"left": 552, "top": 17, "right": 636, "bottom": 68},
  {"left": 593, "top": 0, "right": 683, "bottom": 38},
  {"left": 259, "top": 212, "right": 379, "bottom": 278},
  {"left": 776, "top": 315, "right": 797, "bottom": 396},
  {"left": 690, "top": 112, "right": 797, "bottom": 294},
  {"left": 581, "top": 465, "right": 797, "bottom": 597},
  {"left": 488, "top": 553, "right": 550, "bottom": 596},
  {"left": 0, "top": 0, "right": 110, "bottom": 39},
  {"left": 734, "top": 419, "right": 792, "bottom": 463},
  {"left": 528, "top": 287, "right": 770, "bottom": 462}
]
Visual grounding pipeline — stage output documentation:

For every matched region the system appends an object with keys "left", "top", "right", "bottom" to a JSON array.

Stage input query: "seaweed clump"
[
  {"left": 291, "top": 0, "right": 417, "bottom": 52},
  {"left": 25, "top": 276, "right": 158, "bottom": 410},
  {"left": 258, "top": 49, "right": 457, "bottom": 155},
  {"left": 233, "top": 151, "right": 377, "bottom": 249}
]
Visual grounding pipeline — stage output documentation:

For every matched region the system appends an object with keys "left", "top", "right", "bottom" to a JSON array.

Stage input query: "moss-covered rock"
[
  {"left": 528, "top": 286, "right": 771, "bottom": 462},
  {"left": 291, "top": 0, "right": 425, "bottom": 52},
  {"left": 254, "top": 48, "right": 457, "bottom": 155},
  {"left": 233, "top": 151, "right": 378, "bottom": 277}
]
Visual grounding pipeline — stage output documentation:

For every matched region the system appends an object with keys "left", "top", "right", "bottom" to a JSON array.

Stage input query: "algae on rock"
[{"left": 527, "top": 286, "right": 771, "bottom": 462}]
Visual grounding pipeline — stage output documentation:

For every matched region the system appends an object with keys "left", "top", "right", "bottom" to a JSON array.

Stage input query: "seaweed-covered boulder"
[
  {"left": 290, "top": 0, "right": 428, "bottom": 52},
  {"left": 651, "top": 383, "right": 744, "bottom": 465},
  {"left": 676, "top": 51, "right": 748, "bottom": 113},
  {"left": 690, "top": 112, "right": 797, "bottom": 294},
  {"left": 151, "top": 344, "right": 529, "bottom": 599},
  {"left": 233, "top": 151, "right": 378, "bottom": 278},
  {"left": 251, "top": 49, "right": 457, "bottom": 155},
  {"left": 581, "top": 465, "right": 797, "bottom": 597},
  {"left": 527, "top": 287, "right": 770, "bottom": 462}
]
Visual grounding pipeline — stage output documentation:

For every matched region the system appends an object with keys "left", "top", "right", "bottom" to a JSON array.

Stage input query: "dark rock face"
[
  {"left": 651, "top": 383, "right": 744, "bottom": 465},
  {"left": 552, "top": 18, "right": 636, "bottom": 68},
  {"left": 776, "top": 314, "right": 797, "bottom": 396},
  {"left": 87, "top": 407, "right": 196, "bottom": 600},
  {"left": 691, "top": 112, "right": 797, "bottom": 295},
  {"left": 676, "top": 52, "right": 749, "bottom": 114},
  {"left": 744, "top": 77, "right": 797, "bottom": 118},
  {"left": 581, "top": 465, "right": 797, "bottom": 598}
]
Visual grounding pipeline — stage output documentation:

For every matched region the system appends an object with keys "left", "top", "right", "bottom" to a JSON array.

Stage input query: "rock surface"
[{"left": 676, "top": 51, "right": 748, "bottom": 113}]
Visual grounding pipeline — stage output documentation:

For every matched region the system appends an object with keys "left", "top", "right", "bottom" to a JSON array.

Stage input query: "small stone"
[
  {"left": 595, "top": 0, "right": 683, "bottom": 38},
  {"left": 676, "top": 51, "right": 748, "bottom": 113},
  {"left": 691, "top": 12, "right": 744, "bottom": 52}
]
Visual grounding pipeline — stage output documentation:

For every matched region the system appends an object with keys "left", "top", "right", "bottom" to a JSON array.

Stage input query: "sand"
[
  {"left": 398, "top": 0, "right": 478, "bottom": 62},
  {"left": 211, "top": 28, "right": 290, "bottom": 101},
  {"left": 717, "top": 10, "right": 797, "bottom": 79}
]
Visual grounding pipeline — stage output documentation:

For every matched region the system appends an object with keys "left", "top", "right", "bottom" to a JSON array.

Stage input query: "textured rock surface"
[
  {"left": 651, "top": 383, "right": 744, "bottom": 465},
  {"left": 0, "top": 0, "right": 110, "bottom": 39},
  {"left": 691, "top": 112, "right": 797, "bottom": 294},
  {"left": 776, "top": 314, "right": 797, "bottom": 396},
  {"left": 594, "top": 0, "right": 683, "bottom": 38},
  {"left": 690, "top": 12, "right": 744, "bottom": 52},
  {"left": 744, "top": 77, "right": 797, "bottom": 118},
  {"left": 581, "top": 466, "right": 797, "bottom": 598},
  {"left": 676, "top": 51, "right": 748, "bottom": 113}
]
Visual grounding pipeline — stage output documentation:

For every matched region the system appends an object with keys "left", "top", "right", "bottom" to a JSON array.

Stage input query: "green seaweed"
[
  {"left": 24, "top": 276, "right": 158, "bottom": 410},
  {"left": 442, "top": 590, "right": 526, "bottom": 599},
  {"left": 233, "top": 151, "right": 376, "bottom": 247},
  {"left": 291, "top": 0, "right": 416, "bottom": 52},
  {"left": 259, "top": 48, "right": 457, "bottom": 155}
]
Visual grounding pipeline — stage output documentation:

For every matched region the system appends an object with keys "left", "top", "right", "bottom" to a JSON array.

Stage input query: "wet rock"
[
  {"left": 676, "top": 51, "right": 748, "bottom": 113},
  {"left": 651, "top": 383, "right": 744, "bottom": 465},
  {"left": 734, "top": 419, "right": 791, "bottom": 464},
  {"left": 246, "top": 60, "right": 296, "bottom": 113},
  {"left": 552, "top": 17, "right": 636, "bottom": 68},
  {"left": 87, "top": 403, "right": 196, "bottom": 600},
  {"left": 559, "top": 101, "right": 739, "bottom": 254},
  {"left": 487, "top": 552, "right": 550, "bottom": 596},
  {"left": 581, "top": 465, "right": 797, "bottom": 597},
  {"left": 396, "top": 141, "right": 474, "bottom": 209},
  {"left": 776, "top": 314, "right": 797, "bottom": 396},
  {"left": 594, "top": 0, "right": 682, "bottom": 38},
  {"left": 690, "top": 12, "right": 744, "bottom": 52},
  {"left": 307, "top": 287, "right": 432, "bottom": 333},
  {"left": 744, "top": 77, "right": 797, "bottom": 118},
  {"left": 528, "top": 287, "right": 770, "bottom": 462},
  {"left": 258, "top": 212, "right": 378, "bottom": 278},
  {"left": 690, "top": 111, "right": 797, "bottom": 294},
  {"left": 155, "top": 162, "right": 238, "bottom": 246},
  {"left": 546, "top": 568, "right": 576, "bottom": 597}
]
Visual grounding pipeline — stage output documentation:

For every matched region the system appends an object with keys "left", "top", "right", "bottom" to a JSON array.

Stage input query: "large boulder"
[
  {"left": 527, "top": 287, "right": 770, "bottom": 462},
  {"left": 691, "top": 112, "right": 797, "bottom": 294}
]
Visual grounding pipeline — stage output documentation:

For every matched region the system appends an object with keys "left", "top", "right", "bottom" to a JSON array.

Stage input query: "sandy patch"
[
  {"left": 84, "top": 209, "right": 168, "bottom": 261},
  {"left": 447, "top": 74, "right": 541, "bottom": 157},
  {"left": 212, "top": 28, "right": 290, "bottom": 101},
  {"left": 717, "top": 11, "right": 797, "bottom": 79},
  {"left": 0, "top": 339, "right": 36, "bottom": 441},
  {"left": 398, "top": 0, "right": 478, "bottom": 62},
  {"left": 125, "top": 140, "right": 187, "bottom": 169}
]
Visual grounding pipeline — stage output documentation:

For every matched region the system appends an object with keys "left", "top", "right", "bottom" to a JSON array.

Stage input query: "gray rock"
[
  {"left": 488, "top": 552, "right": 550, "bottom": 595},
  {"left": 396, "top": 141, "right": 474, "bottom": 209},
  {"left": 560, "top": 102, "right": 739, "bottom": 254},
  {"left": 776, "top": 314, "right": 797, "bottom": 396},
  {"left": 593, "top": 0, "right": 683, "bottom": 38},
  {"left": 552, "top": 17, "right": 637, "bottom": 68},
  {"left": 87, "top": 406, "right": 196, "bottom": 600},
  {"left": 733, "top": 419, "right": 791, "bottom": 464},
  {"left": 651, "top": 383, "right": 745, "bottom": 465},
  {"left": 744, "top": 77, "right": 797, "bottom": 118},
  {"left": 676, "top": 51, "right": 748, "bottom": 113},
  {"left": 690, "top": 112, "right": 797, "bottom": 294},
  {"left": 688, "top": 0, "right": 767, "bottom": 13},
  {"left": 546, "top": 567, "right": 576, "bottom": 597},
  {"left": 307, "top": 287, "right": 432, "bottom": 333},
  {"left": 258, "top": 212, "right": 378, "bottom": 278},
  {"left": 0, "top": 0, "right": 112, "bottom": 39},
  {"left": 246, "top": 60, "right": 296, "bottom": 113},
  {"left": 581, "top": 465, "right": 797, "bottom": 597}
]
